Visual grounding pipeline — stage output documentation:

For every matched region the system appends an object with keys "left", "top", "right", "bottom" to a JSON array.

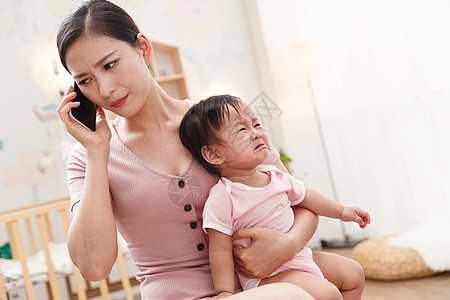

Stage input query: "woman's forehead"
[{"left": 65, "top": 35, "right": 123, "bottom": 73}]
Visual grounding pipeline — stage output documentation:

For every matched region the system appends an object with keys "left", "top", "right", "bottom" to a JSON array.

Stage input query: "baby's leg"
[
  {"left": 201, "top": 282, "right": 314, "bottom": 300},
  {"left": 259, "top": 270, "right": 342, "bottom": 300},
  {"left": 313, "top": 251, "right": 365, "bottom": 300}
]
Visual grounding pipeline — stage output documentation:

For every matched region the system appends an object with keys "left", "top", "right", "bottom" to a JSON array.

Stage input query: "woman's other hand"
[
  {"left": 232, "top": 227, "right": 296, "bottom": 278},
  {"left": 233, "top": 207, "right": 318, "bottom": 279}
]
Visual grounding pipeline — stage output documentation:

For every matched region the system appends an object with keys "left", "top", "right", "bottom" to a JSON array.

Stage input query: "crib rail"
[{"left": 0, "top": 197, "right": 136, "bottom": 300}]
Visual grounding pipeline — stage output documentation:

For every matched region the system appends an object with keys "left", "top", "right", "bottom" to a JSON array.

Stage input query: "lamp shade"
[{"left": 290, "top": 43, "right": 319, "bottom": 80}]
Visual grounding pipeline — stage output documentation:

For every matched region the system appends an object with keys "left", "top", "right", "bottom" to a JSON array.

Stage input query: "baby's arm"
[
  {"left": 299, "top": 188, "right": 371, "bottom": 228},
  {"left": 208, "top": 229, "right": 235, "bottom": 298}
]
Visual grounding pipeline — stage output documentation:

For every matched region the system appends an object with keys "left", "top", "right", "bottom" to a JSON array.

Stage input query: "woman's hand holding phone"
[
  {"left": 71, "top": 82, "right": 97, "bottom": 131},
  {"left": 57, "top": 85, "right": 111, "bottom": 155}
]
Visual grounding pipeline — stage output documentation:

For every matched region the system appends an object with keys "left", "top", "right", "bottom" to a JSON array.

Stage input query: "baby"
[{"left": 179, "top": 94, "right": 371, "bottom": 299}]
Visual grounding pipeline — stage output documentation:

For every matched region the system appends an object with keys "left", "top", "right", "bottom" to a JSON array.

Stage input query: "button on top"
[
  {"left": 197, "top": 243, "right": 205, "bottom": 251},
  {"left": 178, "top": 180, "right": 185, "bottom": 188},
  {"left": 190, "top": 221, "right": 198, "bottom": 229},
  {"left": 184, "top": 204, "right": 192, "bottom": 212}
]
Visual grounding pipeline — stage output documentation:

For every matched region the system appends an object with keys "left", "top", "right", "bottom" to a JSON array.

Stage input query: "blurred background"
[{"left": 1, "top": 0, "right": 450, "bottom": 249}]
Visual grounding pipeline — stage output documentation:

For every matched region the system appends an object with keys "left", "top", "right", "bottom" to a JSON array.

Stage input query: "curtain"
[{"left": 294, "top": 0, "right": 450, "bottom": 236}]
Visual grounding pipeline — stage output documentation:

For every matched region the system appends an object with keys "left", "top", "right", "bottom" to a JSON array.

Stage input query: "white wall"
[
  {"left": 245, "top": 0, "right": 353, "bottom": 245},
  {"left": 248, "top": 0, "right": 450, "bottom": 244}
]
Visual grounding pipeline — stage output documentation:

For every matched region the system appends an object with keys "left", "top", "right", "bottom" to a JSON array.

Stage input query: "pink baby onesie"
[{"left": 202, "top": 165, "right": 324, "bottom": 290}]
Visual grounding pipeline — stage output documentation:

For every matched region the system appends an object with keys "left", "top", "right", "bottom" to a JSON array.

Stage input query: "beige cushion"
[{"left": 351, "top": 235, "right": 438, "bottom": 280}]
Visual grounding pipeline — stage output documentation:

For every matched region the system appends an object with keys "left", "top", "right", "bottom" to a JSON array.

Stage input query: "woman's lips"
[{"left": 111, "top": 95, "right": 128, "bottom": 108}]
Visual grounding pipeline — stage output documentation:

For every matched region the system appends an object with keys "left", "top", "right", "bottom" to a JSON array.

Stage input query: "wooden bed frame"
[{"left": 0, "top": 197, "right": 139, "bottom": 300}]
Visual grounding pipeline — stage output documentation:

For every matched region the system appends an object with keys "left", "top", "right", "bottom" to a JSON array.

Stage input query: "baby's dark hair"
[
  {"left": 57, "top": 0, "right": 140, "bottom": 73},
  {"left": 180, "top": 95, "right": 242, "bottom": 176}
]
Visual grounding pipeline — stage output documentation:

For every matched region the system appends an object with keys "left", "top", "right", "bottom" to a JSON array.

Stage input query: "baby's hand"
[{"left": 340, "top": 207, "right": 371, "bottom": 228}]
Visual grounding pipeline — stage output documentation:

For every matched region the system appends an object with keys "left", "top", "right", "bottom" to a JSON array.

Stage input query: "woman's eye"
[
  {"left": 238, "top": 127, "right": 246, "bottom": 132},
  {"left": 254, "top": 123, "right": 261, "bottom": 128},
  {"left": 104, "top": 61, "right": 117, "bottom": 70}
]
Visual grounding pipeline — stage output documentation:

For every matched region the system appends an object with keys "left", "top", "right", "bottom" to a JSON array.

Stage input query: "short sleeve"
[
  {"left": 285, "top": 174, "right": 306, "bottom": 206},
  {"left": 66, "top": 143, "right": 87, "bottom": 212},
  {"left": 202, "top": 184, "right": 233, "bottom": 236}
]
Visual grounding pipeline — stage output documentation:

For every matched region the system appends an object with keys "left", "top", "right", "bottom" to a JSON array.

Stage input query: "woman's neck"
[{"left": 115, "top": 78, "right": 188, "bottom": 134}]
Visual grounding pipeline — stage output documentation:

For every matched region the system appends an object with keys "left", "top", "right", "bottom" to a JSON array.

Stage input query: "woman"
[{"left": 56, "top": 1, "right": 357, "bottom": 299}]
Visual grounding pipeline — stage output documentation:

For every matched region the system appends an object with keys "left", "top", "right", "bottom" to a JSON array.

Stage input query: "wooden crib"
[{"left": 0, "top": 197, "right": 139, "bottom": 300}]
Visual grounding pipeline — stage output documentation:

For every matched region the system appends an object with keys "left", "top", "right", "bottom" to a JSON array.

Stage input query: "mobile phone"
[{"left": 70, "top": 82, "right": 97, "bottom": 131}]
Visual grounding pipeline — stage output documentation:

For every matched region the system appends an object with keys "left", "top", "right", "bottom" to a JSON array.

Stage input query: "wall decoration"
[
  {"left": 164, "top": 0, "right": 222, "bottom": 39},
  {"left": 205, "top": 45, "right": 247, "bottom": 69},
  {"left": 3, "top": 150, "right": 60, "bottom": 190},
  {"left": 33, "top": 103, "right": 59, "bottom": 122}
]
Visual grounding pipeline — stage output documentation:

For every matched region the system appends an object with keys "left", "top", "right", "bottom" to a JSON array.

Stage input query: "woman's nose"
[{"left": 98, "top": 77, "right": 116, "bottom": 97}]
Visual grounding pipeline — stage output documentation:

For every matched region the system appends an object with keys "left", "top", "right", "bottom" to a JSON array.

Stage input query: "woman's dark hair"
[
  {"left": 56, "top": 0, "right": 140, "bottom": 72},
  {"left": 180, "top": 95, "right": 242, "bottom": 176}
]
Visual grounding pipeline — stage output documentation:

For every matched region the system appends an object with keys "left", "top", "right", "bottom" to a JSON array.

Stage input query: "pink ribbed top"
[{"left": 66, "top": 101, "right": 280, "bottom": 300}]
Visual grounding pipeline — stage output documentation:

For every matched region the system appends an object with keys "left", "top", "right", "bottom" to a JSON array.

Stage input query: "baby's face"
[{"left": 214, "top": 103, "right": 270, "bottom": 172}]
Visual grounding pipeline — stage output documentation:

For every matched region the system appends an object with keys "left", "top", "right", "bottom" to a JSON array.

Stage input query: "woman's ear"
[
  {"left": 136, "top": 33, "right": 152, "bottom": 66},
  {"left": 201, "top": 146, "right": 224, "bottom": 165}
]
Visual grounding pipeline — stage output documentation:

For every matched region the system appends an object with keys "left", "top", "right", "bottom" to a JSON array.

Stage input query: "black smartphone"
[{"left": 70, "top": 82, "right": 97, "bottom": 131}]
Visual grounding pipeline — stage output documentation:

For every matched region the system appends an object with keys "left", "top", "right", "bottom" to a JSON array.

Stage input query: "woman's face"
[{"left": 65, "top": 34, "right": 151, "bottom": 118}]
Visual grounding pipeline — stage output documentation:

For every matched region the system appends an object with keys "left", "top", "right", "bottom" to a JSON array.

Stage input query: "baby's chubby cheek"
[{"left": 262, "top": 133, "right": 270, "bottom": 149}]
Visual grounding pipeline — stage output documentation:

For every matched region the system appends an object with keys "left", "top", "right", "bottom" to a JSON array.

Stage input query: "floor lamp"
[{"left": 290, "top": 44, "right": 359, "bottom": 247}]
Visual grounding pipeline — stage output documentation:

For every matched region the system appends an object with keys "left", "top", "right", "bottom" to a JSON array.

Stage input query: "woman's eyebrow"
[
  {"left": 73, "top": 50, "right": 118, "bottom": 80},
  {"left": 94, "top": 50, "right": 118, "bottom": 67}
]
